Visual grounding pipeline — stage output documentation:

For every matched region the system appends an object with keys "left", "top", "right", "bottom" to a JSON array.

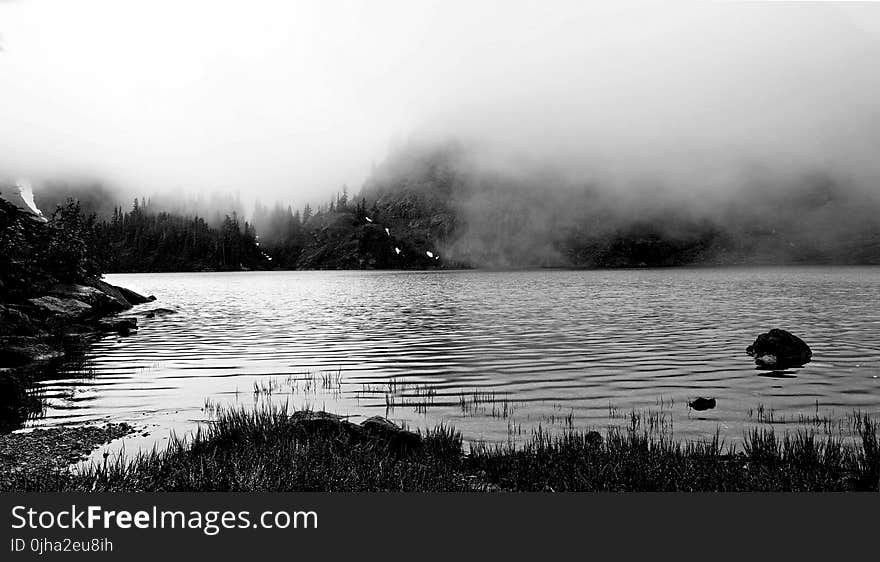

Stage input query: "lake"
[{"left": 27, "top": 268, "right": 880, "bottom": 454}]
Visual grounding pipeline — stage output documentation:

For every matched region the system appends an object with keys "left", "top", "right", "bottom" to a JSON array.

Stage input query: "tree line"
[
  {"left": 99, "top": 199, "right": 267, "bottom": 272},
  {"left": 95, "top": 190, "right": 385, "bottom": 272}
]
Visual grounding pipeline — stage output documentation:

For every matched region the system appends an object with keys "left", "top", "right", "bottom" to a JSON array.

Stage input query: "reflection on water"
[{"left": 27, "top": 268, "right": 880, "bottom": 452}]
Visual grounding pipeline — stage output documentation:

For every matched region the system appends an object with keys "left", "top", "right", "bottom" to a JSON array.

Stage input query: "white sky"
[{"left": 1, "top": 1, "right": 880, "bottom": 204}]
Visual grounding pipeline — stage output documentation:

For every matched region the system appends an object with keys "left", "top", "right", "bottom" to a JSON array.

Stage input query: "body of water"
[{"left": 26, "top": 268, "right": 880, "bottom": 454}]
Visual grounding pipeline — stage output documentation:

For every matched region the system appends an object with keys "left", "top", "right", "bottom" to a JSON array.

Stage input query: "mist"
[{"left": 2, "top": 1, "right": 880, "bottom": 209}]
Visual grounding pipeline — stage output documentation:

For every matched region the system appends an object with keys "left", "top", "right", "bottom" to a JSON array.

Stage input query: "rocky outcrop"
[
  {"left": 92, "top": 280, "right": 156, "bottom": 307},
  {"left": 1, "top": 281, "right": 151, "bottom": 368},
  {"left": 49, "top": 284, "right": 129, "bottom": 315},
  {"left": 117, "top": 285, "right": 156, "bottom": 305},
  {"left": 1, "top": 280, "right": 153, "bottom": 431},
  {"left": 746, "top": 329, "right": 812, "bottom": 369}
]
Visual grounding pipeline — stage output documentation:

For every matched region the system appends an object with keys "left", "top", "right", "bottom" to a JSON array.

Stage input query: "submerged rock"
[
  {"left": 96, "top": 317, "right": 138, "bottom": 336},
  {"left": 688, "top": 397, "right": 716, "bottom": 411},
  {"left": 746, "top": 329, "right": 812, "bottom": 369},
  {"left": 139, "top": 308, "right": 178, "bottom": 319}
]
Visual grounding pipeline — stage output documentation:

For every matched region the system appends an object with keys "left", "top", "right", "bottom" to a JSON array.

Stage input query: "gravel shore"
[{"left": 0, "top": 422, "right": 134, "bottom": 489}]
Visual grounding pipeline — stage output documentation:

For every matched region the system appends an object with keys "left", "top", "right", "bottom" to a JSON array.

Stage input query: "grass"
[{"left": 2, "top": 405, "right": 878, "bottom": 492}]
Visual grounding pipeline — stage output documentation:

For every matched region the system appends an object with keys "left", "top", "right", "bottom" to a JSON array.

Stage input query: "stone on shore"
[
  {"left": 287, "top": 411, "right": 422, "bottom": 452},
  {"left": 361, "top": 415, "right": 422, "bottom": 451},
  {"left": 25, "top": 296, "right": 93, "bottom": 326},
  {"left": 746, "top": 328, "right": 812, "bottom": 368}
]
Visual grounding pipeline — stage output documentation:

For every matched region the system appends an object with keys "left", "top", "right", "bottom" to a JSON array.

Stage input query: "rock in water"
[
  {"left": 138, "top": 308, "right": 178, "bottom": 319},
  {"left": 688, "top": 397, "right": 716, "bottom": 411},
  {"left": 746, "top": 329, "right": 812, "bottom": 368}
]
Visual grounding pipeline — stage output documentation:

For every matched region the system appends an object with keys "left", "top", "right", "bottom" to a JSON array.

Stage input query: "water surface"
[{"left": 27, "top": 268, "right": 880, "bottom": 453}]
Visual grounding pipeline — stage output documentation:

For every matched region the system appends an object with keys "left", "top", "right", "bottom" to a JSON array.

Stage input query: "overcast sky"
[{"left": 1, "top": 1, "right": 879, "bottom": 205}]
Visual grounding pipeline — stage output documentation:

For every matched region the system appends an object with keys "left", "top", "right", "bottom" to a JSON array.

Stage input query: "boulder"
[
  {"left": 50, "top": 284, "right": 128, "bottom": 315},
  {"left": 688, "top": 397, "right": 716, "bottom": 411},
  {"left": 289, "top": 410, "right": 365, "bottom": 440},
  {"left": 287, "top": 411, "right": 423, "bottom": 452},
  {"left": 585, "top": 431, "right": 603, "bottom": 447},
  {"left": 360, "top": 415, "right": 422, "bottom": 451},
  {"left": 25, "top": 296, "right": 93, "bottom": 325},
  {"left": 746, "top": 329, "right": 812, "bottom": 368}
]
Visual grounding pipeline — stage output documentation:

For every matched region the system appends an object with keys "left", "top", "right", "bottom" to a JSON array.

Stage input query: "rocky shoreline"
[
  {"left": 1, "top": 280, "right": 153, "bottom": 366},
  {"left": 0, "top": 279, "right": 153, "bottom": 431}
]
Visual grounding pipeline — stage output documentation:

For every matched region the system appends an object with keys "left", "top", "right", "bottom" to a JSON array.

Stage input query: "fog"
[{"left": 1, "top": 1, "right": 880, "bottom": 205}]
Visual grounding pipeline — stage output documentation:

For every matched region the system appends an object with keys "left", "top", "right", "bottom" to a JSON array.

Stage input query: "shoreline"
[
  {"left": 102, "top": 263, "right": 880, "bottom": 275},
  {"left": 2, "top": 406, "right": 877, "bottom": 492}
]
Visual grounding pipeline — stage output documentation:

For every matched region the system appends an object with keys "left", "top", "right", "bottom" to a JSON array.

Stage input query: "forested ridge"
[{"left": 6, "top": 142, "right": 880, "bottom": 273}]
